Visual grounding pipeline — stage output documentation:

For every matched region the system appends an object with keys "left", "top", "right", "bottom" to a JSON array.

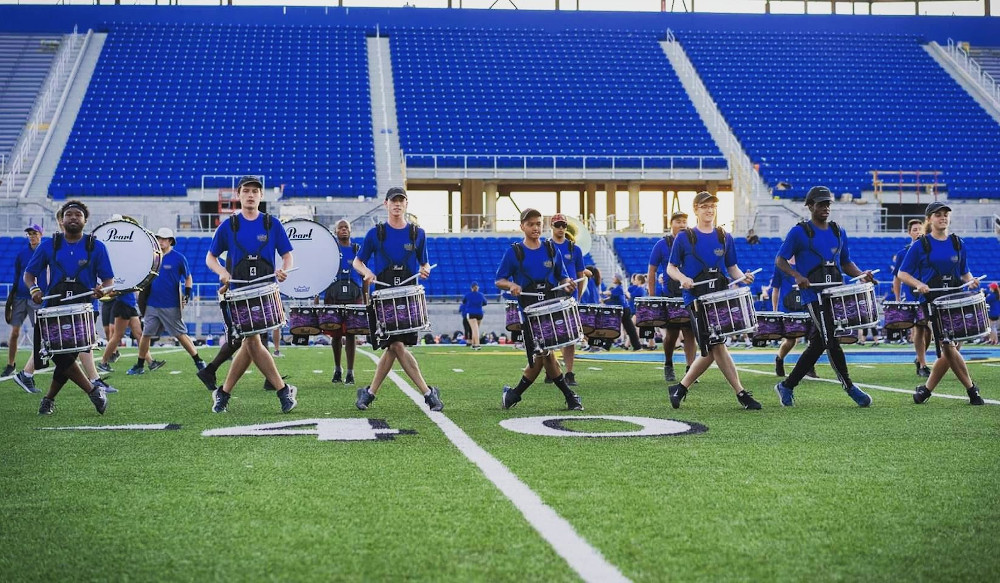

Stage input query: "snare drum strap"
[{"left": 48, "top": 233, "right": 97, "bottom": 303}]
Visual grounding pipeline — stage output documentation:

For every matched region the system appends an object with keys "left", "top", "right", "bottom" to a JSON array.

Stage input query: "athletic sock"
[
  {"left": 512, "top": 375, "right": 532, "bottom": 396},
  {"left": 135, "top": 358, "right": 144, "bottom": 369},
  {"left": 551, "top": 375, "right": 576, "bottom": 398}
]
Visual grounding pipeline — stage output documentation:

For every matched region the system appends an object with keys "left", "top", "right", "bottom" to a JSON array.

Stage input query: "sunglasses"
[{"left": 552, "top": 222, "right": 568, "bottom": 228}]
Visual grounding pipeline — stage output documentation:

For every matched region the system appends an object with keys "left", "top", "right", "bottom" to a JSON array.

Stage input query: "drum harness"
[
  {"left": 661, "top": 233, "right": 682, "bottom": 297},
  {"left": 512, "top": 240, "right": 559, "bottom": 310},
  {"left": 367, "top": 222, "right": 424, "bottom": 344},
  {"left": 227, "top": 213, "right": 274, "bottom": 283},
  {"left": 683, "top": 227, "right": 729, "bottom": 304},
  {"left": 329, "top": 241, "right": 363, "bottom": 303},
  {"left": 47, "top": 233, "right": 97, "bottom": 306},
  {"left": 797, "top": 221, "right": 846, "bottom": 340},
  {"left": 916, "top": 233, "right": 963, "bottom": 304}
]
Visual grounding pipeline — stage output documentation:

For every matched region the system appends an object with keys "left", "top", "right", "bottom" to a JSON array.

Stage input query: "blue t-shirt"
[
  {"left": 336, "top": 242, "right": 364, "bottom": 288},
  {"left": 628, "top": 284, "right": 645, "bottom": 314},
  {"left": 899, "top": 235, "right": 969, "bottom": 302},
  {"left": 551, "top": 239, "right": 585, "bottom": 276},
  {"left": 777, "top": 222, "right": 853, "bottom": 305},
  {"left": 605, "top": 284, "right": 627, "bottom": 308},
  {"left": 13, "top": 242, "right": 48, "bottom": 299},
  {"left": 769, "top": 268, "right": 801, "bottom": 313},
  {"left": 891, "top": 242, "right": 917, "bottom": 301},
  {"left": 357, "top": 223, "right": 430, "bottom": 287},
  {"left": 668, "top": 228, "right": 738, "bottom": 306},
  {"left": 147, "top": 248, "right": 190, "bottom": 308},
  {"left": 209, "top": 213, "right": 293, "bottom": 282},
  {"left": 116, "top": 291, "right": 137, "bottom": 308},
  {"left": 986, "top": 289, "right": 1000, "bottom": 319},
  {"left": 25, "top": 236, "right": 114, "bottom": 308},
  {"left": 462, "top": 290, "right": 487, "bottom": 317},
  {"left": 648, "top": 235, "right": 681, "bottom": 297},
  {"left": 580, "top": 278, "right": 603, "bottom": 304},
  {"left": 495, "top": 241, "right": 571, "bottom": 300}
]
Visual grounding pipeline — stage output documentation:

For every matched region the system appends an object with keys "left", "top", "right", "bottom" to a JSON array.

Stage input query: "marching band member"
[
  {"left": 647, "top": 211, "right": 696, "bottom": 381},
  {"left": 547, "top": 213, "right": 588, "bottom": 385},
  {"left": 892, "top": 218, "right": 931, "bottom": 377},
  {"left": 326, "top": 219, "right": 364, "bottom": 385}
]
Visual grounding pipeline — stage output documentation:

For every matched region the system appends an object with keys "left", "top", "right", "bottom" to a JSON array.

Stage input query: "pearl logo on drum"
[
  {"left": 286, "top": 227, "right": 314, "bottom": 241},
  {"left": 101, "top": 228, "right": 135, "bottom": 243}
]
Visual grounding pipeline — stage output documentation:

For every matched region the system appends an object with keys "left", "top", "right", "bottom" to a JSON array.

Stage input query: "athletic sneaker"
[
  {"left": 917, "top": 366, "right": 931, "bottom": 378},
  {"left": 913, "top": 385, "right": 932, "bottom": 404},
  {"left": 845, "top": 385, "right": 873, "bottom": 407},
  {"left": 356, "top": 386, "right": 375, "bottom": 410},
  {"left": 967, "top": 385, "right": 985, "bottom": 406},
  {"left": 775, "top": 357, "right": 785, "bottom": 378},
  {"left": 126, "top": 364, "right": 145, "bottom": 375},
  {"left": 1, "top": 364, "right": 15, "bottom": 377},
  {"left": 109, "top": 351, "right": 121, "bottom": 363},
  {"left": 565, "top": 392, "right": 584, "bottom": 411},
  {"left": 14, "top": 371, "right": 39, "bottom": 394},
  {"left": 212, "top": 388, "right": 230, "bottom": 413},
  {"left": 774, "top": 382, "right": 794, "bottom": 407},
  {"left": 331, "top": 368, "right": 343, "bottom": 383},
  {"left": 273, "top": 350, "right": 283, "bottom": 357},
  {"left": 565, "top": 372, "right": 578, "bottom": 387},
  {"left": 263, "top": 375, "right": 289, "bottom": 391},
  {"left": 277, "top": 384, "right": 298, "bottom": 413},
  {"left": 344, "top": 372, "right": 355, "bottom": 385},
  {"left": 38, "top": 397, "right": 54, "bottom": 415},
  {"left": 805, "top": 367, "right": 819, "bottom": 378},
  {"left": 668, "top": 383, "right": 688, "bottom": 409},
  {"left": 148, "top": 360, "right": 166, "bottom": 371},
  {"left": 195, "top": 359, "right": 207, "bottom": 371},
  {"left": 501, "top": 385, "right": 521, "bottom": 410},
  {"left": 737, "top": 390, "right": 762, "bottom": 410},
  {"left": 664, "top": 364, "right": 676, "bottom": 382},
  {"left": 196, "top": 367, "right": 217, "bottom": 392},
  {"left": 424, "top": 387, "right": 444, "bottom": 412},
  {"left": 93, "top": 379, "right": 117, "bottom": 394},
  {"left": 96, "top": 362, "right": 113, "bottom": 374},
  {"left": 88, "top": 386, "right": 108, "bottom": 415}
]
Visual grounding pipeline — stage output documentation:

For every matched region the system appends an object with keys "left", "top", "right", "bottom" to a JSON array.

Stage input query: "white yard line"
[{"left": 358, "top": 349, "right": 630, "bottom": 583}]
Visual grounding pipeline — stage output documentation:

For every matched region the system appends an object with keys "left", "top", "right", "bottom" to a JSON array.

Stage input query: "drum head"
[
  {"left": 277, "top": 219, "right": 340, "bottom": 299},
  {"left": 91, "top": 220, "right": 161, "bottom": 291}
]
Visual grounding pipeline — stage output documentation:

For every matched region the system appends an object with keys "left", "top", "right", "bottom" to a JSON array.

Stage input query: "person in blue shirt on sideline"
[
  {"left": 353, "top": 187, "right": 443, "bottom": 412},
  {"left": 580, "top": 264, "right": 603, "bottom": 304},
  {"left": 892, "top": 218, "right": 930, "bottom": 377},
  {"left": 986, "top": 282, "right": 1000, "bottom": 345},
  {"left": 602, "top": 273, "right": 641, "bottom": 350},
  {"left": 496, "top": 208, "right": 581, "bottom": 411},
  {"left": 665, "top": 191, "right": 761, "bottom": 411},
  {"left": 24, "top": 200, "right": 114, "bottom": 415},
  {"left": 4, "top": 224, "right": 47, "bottom": 383},
  {"left": 547, "top": 213, "right": 589, "bottom": 385},
  {"left": 461, "top": 281, "right": 487, "bottom": 350},
  {"left": 898, "top": 201, "right": 984, "bottom": 406},
  {"left": 774, "top": 186, "right": 875, "bottom": 408},
  {"left": 647, "top": 212, "right": 696, "bottom": 381},
  {"left": 326, "top": 219, "right": 365, "bottom": 385},
  {"left": 206, "top": 175, "right": 296, "bottom": 414},
  {"left": 130, "top": 228, "right": 204, "bottom": 375}
]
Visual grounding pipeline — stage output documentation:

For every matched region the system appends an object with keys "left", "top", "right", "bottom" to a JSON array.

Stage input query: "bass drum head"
[
  {"left": 277, "top": 219, "right": 340, "bottom": 299},
  {"left": 91, "top": 220, "right": 161, "bottom": 291}
]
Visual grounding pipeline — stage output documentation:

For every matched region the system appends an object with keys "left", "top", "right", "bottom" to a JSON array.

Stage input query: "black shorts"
[
  {"left": 377, "top": 332, "right": 418, "bottom": 350},
  {"left": 100, "top": 300, "right": 114, "bottom": 327},
  {"left": 111, "top": 301, "right": 139, "bottom": 320},
  {"left": 664, "top": 320, "right": 692, "bottom": 332}
]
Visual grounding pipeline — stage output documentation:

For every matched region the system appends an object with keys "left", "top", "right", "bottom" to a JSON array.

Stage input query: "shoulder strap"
[
  {"left": 53, "top": 232, "right": 63, "bottom": 253},
  {"left": 715, "top": 227, "right": 725, "bottom": 245},
  {"left": 544, "top": 239, "right": 556, "bottom": 259},
  {"left": 409, "top": 223, "right": 418, "bottom": 243},
  {"left": 685, "top": 228, "right": 696, "bottom": 245},
  {"left": 376, "top": 222, "right": 386, "bottom": 242},
  {"left": 512, "top": 242, "right": 525, "bottom": 264},
  {"left": 229, "top": 214, "right": 239, "bottom": 232},
  {"left": 264, "top": 212, "right": 271, "bottom": 231},
  {"left": 829, "top": 221, "right": 841, "bottom": 240},
  {"left": 798, "top": 221, "right": 814, "bottom": 238},
  {"left": 85, "top": 234, "right": 96, "bottom": 254},
  {"left": 352, "top": 242, "right": 360, "bottom": 254},
  {"left": 663, "top": 234, "right": 673, "bottom": 247},
  {"left": 919, "top": 234, "right": 931, "bottom": 254},
  {"left": 950, "top": 233, "right": 962, "bottom": 252}
]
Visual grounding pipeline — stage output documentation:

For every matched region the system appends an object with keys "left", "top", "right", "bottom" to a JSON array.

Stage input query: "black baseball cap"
[
  {"left": 924, "top": 201, "right": 952, "bottom": 216},
  {"left": 520, "top": 208, "right": 542, "bottom": 223},
  {"left": 385, "top": 186, "right": 407, "bottom": 201},
  {"left": 693, "top": 191, "right": 718, "bottom": 206},
  {"left": 236, "top": 175, "right": 263, "bottom": 190},
  {"left": 805, "top": 186, "right": 834, "bottom": 206}
]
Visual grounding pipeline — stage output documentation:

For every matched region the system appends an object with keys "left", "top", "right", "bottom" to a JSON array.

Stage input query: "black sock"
[
  {"left": 135, "top": 358, "right": 144, "bottom": 369},
  {"left": 512, "top": 375, "right": 532, "bottom": 395},
  {"left": 192, "top": 354, "right": 202, "bottom": 364},
  {"left": 552, "top": 374, "right": 575, "bottom": 398}
]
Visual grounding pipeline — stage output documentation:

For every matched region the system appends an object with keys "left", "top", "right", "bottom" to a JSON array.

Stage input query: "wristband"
[
  {"left": 184, "top": 287, "right": 193, "bottom": 300},
  {"left": 29, "top": 285, "right": 40, "bottom": 294}
]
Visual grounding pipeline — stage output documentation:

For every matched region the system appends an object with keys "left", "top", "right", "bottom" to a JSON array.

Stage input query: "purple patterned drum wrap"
[
  {"left": 753, "top": 312, "right": 784, "bottom": 341},
  {"left": 700, "top": 287, "right": 756, "bottom": 338},
  {"left": 933, "top": 291, "right": 989, "bottom": 342},
  {"left": 38, "top": 305, "right": 96, "bottom": 354},
  {"left": 579, "top": 304, "right": 623, "bottom": 340},
  {"left": 372, "top": 286, "right": 428, "bottom": 335},
  {"left": 289, "top": 307, "right": 320, "bottom": 335},
  {"left": 225, "top": 284, "right": 285, "bottom": 336},
  {"left": 883, "top": 301, "right": 918, "bottom": 330},
  {"left": 524, "top": 298, "right": 583, "bottom": 352},
  {"left": 318, "top": 307, "right": 344, "bottom": 331},
  {"left": 505, "top": 300, "right": 522, "bottom": 332},
  {"left": 782, "top": 313, "right": 812, "bottom": 339},
  {"left": 634, "top": 298, "right": 669, "bottom": 328},
  {"left": 825, "top": 283, "right": 878, "bottom": 330},
  {"left": 665, "top": 298, "right": 690, "bottom": 323},
  {"left": 342, "top": 306, "right": 370, "bottom": 335}
]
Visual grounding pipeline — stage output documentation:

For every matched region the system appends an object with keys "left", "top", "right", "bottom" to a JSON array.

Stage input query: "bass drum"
[
  {"left": 91, "top": 219, "right": 162, "bottom": 292},
  {"left": 277, "top": 218, "right": 340, "bottom": 299}
]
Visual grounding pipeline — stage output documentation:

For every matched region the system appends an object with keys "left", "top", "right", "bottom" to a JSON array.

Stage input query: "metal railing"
[
  {"left": 402, "top": 152, "right": 726, "bottom": 180},
  {"left": 946, "top": 38, "right": 1000, "bottom": 107}
]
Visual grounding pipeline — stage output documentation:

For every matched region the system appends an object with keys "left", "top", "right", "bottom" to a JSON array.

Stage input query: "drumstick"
[
  {"left": 727, "top": 268, "right": 762, "bottom": 288},
  {"left": 518, "top": 292, "right": 545, "bottom": 298},
  {"left": 552, "top": 277, "right": 587, "bottom": 292},
  {"left": 848, "top": 268, "right": 881, "bottom": 283},
  {"left": 43, "top": 285, "right": 116, "bottom": 302},
  {"left": 398, "top": 264, "right": 439, "bottom": 287},
  {"left": 229, "top": 267, "right": 301, "bottom": 285},
  {"left": 925, "top": 274, "right": 988, "bottom": 293}
]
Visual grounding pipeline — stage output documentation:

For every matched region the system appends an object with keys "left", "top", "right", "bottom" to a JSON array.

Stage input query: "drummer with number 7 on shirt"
[{"left": 773, "top": 186, "right": 875, "bottom": 408}]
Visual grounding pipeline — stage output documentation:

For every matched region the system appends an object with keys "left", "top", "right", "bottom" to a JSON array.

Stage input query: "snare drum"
[
  {"left": 37, "top": 303, "right": 98, "bottom": 355},
  {"left": 288, "top": 307, "right": 321, "bottom": 336},
  {"left": 578, "top": 304, "right": 623, "bottom": 340},
  {"left": 665, "top": 297, "right": 690, "bottom": 324},
  {"left": 883, "top": 301, "right": 920, "bottom": 330},
  {"left": 782, "top": 312, "right": 813, "bottom": 339},
  {"left": 341, "top": 305, "right": 370, "bottom": 335},
  {"left": 635, "top": 297, "right": 670, "bottom": 328},
  {"left": 523, "top": 297, "right": 584, "bottom": 353},
  {"left": 753, "top": 311, "right": 784, "bottom": 341},
  {"left": 699, "top": 286, "right": 757, "bottom": 339},
  {"left": 224, "top": 283, "right": 285, "bottom": 337},
  {"left": 505, "top": 300, "right": 522, "bottom": 332},
  {"left": 932, "top": 291, "right": 989, "bottom": 343},
  {"left": 318, "top": 307, "right": 343, "bottom": 331},
  {"left": 823, "top": 282, "right": 879, "bottom": 331},
  {"left": 371, "top": 285, "right": 429, "bottom": 336}
]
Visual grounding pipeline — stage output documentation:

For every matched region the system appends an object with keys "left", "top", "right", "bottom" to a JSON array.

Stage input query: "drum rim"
[
  {"left": 933, "top": 290, "right": 985, "bottom": 307},
  {"left": 371, "top": 284, "right": 425, "bottom": 300},
  {"left": 822, "top": 281, "right": 874, "bottom": 296},
  {"left": 91, "top": 219, "right": 162, "bottom": 291},
  {"left": 225, "top": 282, "right": 280, "bottom": 300},
  {"left": 783, "top": 312, "right": 811, "bottom": 320},
  {"left": 523, "top": 296, "right": 577, "bottom": 314},
  {"left": 579, "top": 303, "right": 623, "bottom": 313},
  {"left": 635, "top": 296, "right": 673, "bottom": 304},
  {"left": 883, "top": 300, "right": 921, "bottom": 306},
  {"left": 700, "top": 286, "right": 751, "bottom": 301},
  {"left": 38, "top": 303, "right": 94, "bottom": 316}
]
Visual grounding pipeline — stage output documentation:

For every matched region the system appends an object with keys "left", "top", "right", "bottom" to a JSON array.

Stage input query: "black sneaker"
[
  {"left": 806, "top": 367, "right": 819, "bottom": 378},
  {"left": 88, "top": 386, "right": 108, "bottom": 415},
  {"left": 775, "top": 357, "right": 785, "bottom": 378},
  {"left": 913, "top": 358, "right": 920, "bottom": 375},
  {"left": 196, "top": 367, "right": 217, "bottom": 392},
  {"left": 565, "top": 372, "right": 578, "bottom": 387},
  {"left": 263, "top": 375, "right": 289, "bottom": 391},
  {"left": 344, "top": 372, "right": 355, "bottom": 385},
  {"left": 1, "top": 364, "right": 14, "bottom": 377},
  {"left": 917, "top": 366, "right": 931, "bottom": 378},
  {"left": 544, "top": 376, "right": 553, "bottom": 384},
  {"left": 737, "top": 390, "right": 762, "bottom": 410},
  {"left": 913, "top": 385, "right": 932, "bottom": 404},
  {"left": 967, "top": 385, "right": 985, "bottom": 406},
  {"left": 148, "top": 360, "right": 166, "bottom": 371},
  {"left": 356, "top": 386, "right": 375, "bottom": 410},
  {"left": 14, "top": 371, "right": 39, "bottom": 394},
  {"left": 664, "top": 364, "right": 676, "bottom": 382},
  {"left": 38, "top": 397, "right": 55, "bottom": 415},
  {"left": 195, "top": 359, "right": 207, "bottom": 371},
  {"left": 331, "top": 368, "right": 343, "bottom": 383},
  {"left": 501, "top": 385, "right": 521, "bottom": 410},
  {"left": 668, "top": 383, "right": 688, "bottom": 409},
  {"left": 277, "top": 384, "right": 298, "bottom": 413},
  {"left": 424, "top": 387, "right": 444, "bottom": 412},
  {"left": 565, "top": 392, "right": 584, "bottom": 411},
  {"left": 212, "top": 388, "right": 230, "bottom": 413},
  {"left": 96, "top": 362, "right": 113, "bottom": 374},
  {"left": 110, "top": 351, "right": 121, "bottom": 363}
]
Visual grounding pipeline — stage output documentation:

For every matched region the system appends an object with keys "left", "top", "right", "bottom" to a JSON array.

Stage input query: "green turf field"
[{"left": 1, "top": 344, "right": 998, "bottom": 582}]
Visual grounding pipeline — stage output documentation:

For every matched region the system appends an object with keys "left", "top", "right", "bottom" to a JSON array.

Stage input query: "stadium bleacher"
[{"left": 0, "top": 34, "right": 60, "bottom": 165}]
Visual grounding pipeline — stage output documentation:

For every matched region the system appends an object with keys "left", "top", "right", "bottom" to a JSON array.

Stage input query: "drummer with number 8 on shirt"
[{"left": 897, "top": 201, "right": 984, "bottom": 406}]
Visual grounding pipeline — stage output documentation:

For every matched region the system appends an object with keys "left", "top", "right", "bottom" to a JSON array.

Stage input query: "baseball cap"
[
  {"left": 24, "top": 224, "right": 42, "bottom": 235},
  {"left": 236, "top": 175, "right": 263, "bottom": 190},
  {"left": 385, "top": 186, "right": 407, "bottom": 201},
  {"left": 924, "top": 201, "right": 952, "bottom": 217},
  {"left": 804, "top": 186, "right": 834, "bottom": 206},
  {"left": 520, "top": 208, "right": 542, "bottom": 223},
  {"left": 693, "top": 191, "right": 719, "bottom": 206},
  {"left": 669, "top": 211, "right": 688, "bottom": 222},
  {"left": 154, "top": 227, "right": 176, "bottom": 244},
  {"left": 551, "top": 213, "right": 568, "bottom": 227}
]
